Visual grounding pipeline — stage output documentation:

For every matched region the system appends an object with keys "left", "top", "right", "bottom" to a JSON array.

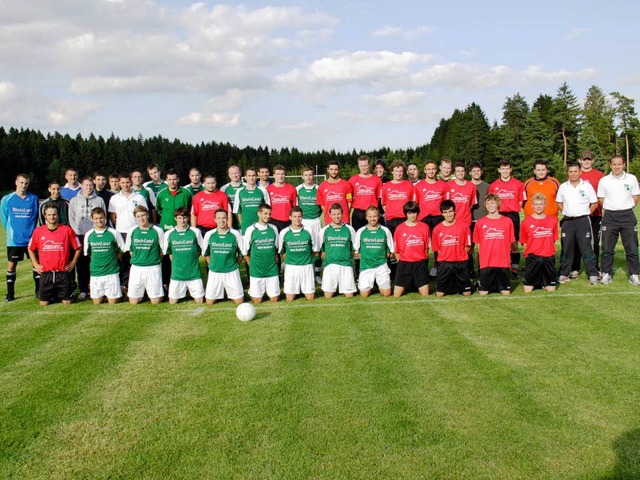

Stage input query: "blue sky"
[{"left": 1, "top": 0, "right": 638, "bottom": 152}]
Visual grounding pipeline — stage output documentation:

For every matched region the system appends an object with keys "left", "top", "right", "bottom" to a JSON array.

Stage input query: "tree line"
[{"left": 1, "top": 82, "right": 637, "bottom": 196}]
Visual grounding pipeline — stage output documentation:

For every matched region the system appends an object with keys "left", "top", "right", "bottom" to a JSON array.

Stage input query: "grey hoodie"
[{"left": 69, "top": 192, "right": 106, "bottom": 235}]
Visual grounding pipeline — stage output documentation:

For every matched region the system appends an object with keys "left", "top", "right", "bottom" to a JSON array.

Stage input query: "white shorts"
[
  {"left": 90, "top": 273, "right": 122, "bottom": 299},
  {"left": 358, "top": 263, "right": 391, "bottom": 291},
  {"left": 283, "top": 264, "right": 316, "bottom": 295},
  {"left": 205, "top": 270, "right": 245, "bottom": 300},
  {"left": 128, "top": 265, "right": 164, "bottom": 299},
  {"left": 168, "top": 278, "right": 205, "bottom": 300},
  {"left": 302, "top": 217, "right": 322, "bottom": 244},
  {"left": 249, "top": 275, "right": 281, "bottom": 299},
  {"left": 321, "top": 264, "right": 357, "bottom": 294}
]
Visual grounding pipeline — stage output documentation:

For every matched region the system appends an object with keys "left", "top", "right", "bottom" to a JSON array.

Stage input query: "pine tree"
[
  {"left": 552, "top": 82, "right": 581, "bottom": 165},
  {"left": 580, "top": 85, "right": 616, "bottom": 162},
  {"left": 520, "top": 109, "right": 553, "bottom": 177},
  {"left": 497, "top": 93, "right": 529, "bottom": 172},
  {"left": 610, "top": 91, "right": 640, "bottom": 169}
]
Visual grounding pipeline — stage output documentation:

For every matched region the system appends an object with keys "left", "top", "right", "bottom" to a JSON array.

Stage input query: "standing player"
[
  {"left": 597, "top": 155, "right": 640, "bottom": 285},
  {"left": 381, "top": 160, "right": 414, "bottom": 235},
  {"left": 243, "top": 203, "right": 280, "bottom": 303},
  {"left": 279, "top": 207, "right": 318, "bottom": 301},
  {"left": 131, "top": 169, "right": 156, "bottom": 207},
  {"left": 319, "top": 203, "right": 357, "bottom": 299},
  {"left": 163, "top": 207, "right": 205, "bottom": 304},
  {"left": 519, "top": 193, "right": 559, "bottom": 293},
  {"left": 438, "top": 159, "right": 453, "bottom": 181},
  {"left": 202, "top": 209, "right": 245, "bottom": 305},
  {"left": 28, "top": 203, "right": 81, "bottom": 306},
  {"left": 39, "top": 180, "right": 70, "bottom": 226},
  {"left": 155, "top": 169, "right": 192, "bottom": 231},
  {"left": 257, "top": 165, "right": 271, "bottom": 189},
  {"left": 473, "top": 194, "right": 514, "bottom": 296},
  {"left": 183, "top": 167, "right": 205, "bottom": 196},
  {"left": 431, "top": 200, "right": 472, "bottom": 297},
  {"left": 523, "top": 160, "right": 560, "bottom": 218},
  {"left": 1, "top": 173, "right": 39, "bottom": 301},
  {"left": 191, "top": 174, "right": 231, "bottom": 235},
  {"left": 407, "top": 163, "right": 421, "bottom": 185},
  {"left": 317, "top": 161, "right": 353, "bottom": 225},
  {"left": 470, "top": 162, "right": 489, "bottom": 277},
  {"left": 234, "top": 168, "right": 270, "bottom": 234},
  {"left": 296, "top": 166, "right": 322, "bottom": 282},
  {"left": 84, "top": 207, "right": 125, "bottom": 304},
  {"left": 108, "top": 174, "right": 120, "bottom": 194},
  {"left": 353, "top": 206, "right": 394, "bottom": 298},
  {"left": 125, "top": 205, "right": 165, "bottom": 305},
  {"left": 556, "top": 163, "right": 599, "bottom": 285},
  {"left": 143, "top": 163, "right": 168, "bottom": 205},
  {"left": 447, "top": 163, "right": 477, "bottom": 234},
  {"left": 221, "top": 165, "right": 244, "bottom": 228},
  {"left": 489, "top": 159, "right": 525, "bottom": 278},
  {"left": 393, "top": 201, "right": 430, "bottom": 297},
  {"left": 267, "top": 165, "right": 297, "bottom": 232},
  {"left": 349, "top": 155, "right": 383, "bottom": 232},
  {"left": 61, "top": 168, "right": 81, "bottom": 201},
  {"left": 93, "top": 172, "right": 113, "bottom": 211}
]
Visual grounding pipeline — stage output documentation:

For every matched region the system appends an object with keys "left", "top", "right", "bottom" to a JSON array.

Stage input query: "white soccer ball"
[{"left": 236, "top": 302, "right": 256, "bottom": 322}]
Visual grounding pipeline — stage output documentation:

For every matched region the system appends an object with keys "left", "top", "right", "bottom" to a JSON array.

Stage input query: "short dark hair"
[
  {"left": 403, "top": 201, "right": 420, "bottom": 215},
  {"left": 440, "top": 200, "right": 456, "bottom": 213}
]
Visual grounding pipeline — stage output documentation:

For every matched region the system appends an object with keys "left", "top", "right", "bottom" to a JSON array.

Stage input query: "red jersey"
[
  {"left": 446, "top": 181, "right": 477, "bottom": 226},
  {"left": 28, "top": 224, "right": 80, "bottom": 272},
  {"left": 414, "top": 179, "right": 447, "bottom": 219},
  {"left": 580, "top": 168, "right": 605, "bottom": 216},
  {"left": 431, "top": 221, "right": 471, "bottom": 262},
  {"left": 349, "top": 174, "right": 382, "bottom": 210},
  {"left": 393, "top": 221, "right": 430, "bottom": 262},
  {"left": 472, "top": 215, "right": 514, "bottom": 269},
  {"left": 489, "top": 177, "right": 525, "bottom": 213},
  {"left": 317, "top": 179, "right": 353, "bottom": 224},
  {"left": 191, "top": 190, "right": 230, "bottom": 228},
  {"left": 381, "top": 180, "right": 414, "bottom": 220},
  {"left": 519, "top": 215, "right": 558, "bottom": 257},
  {"left": 267, "top": 183, "right": 298, "bottom": 221}
]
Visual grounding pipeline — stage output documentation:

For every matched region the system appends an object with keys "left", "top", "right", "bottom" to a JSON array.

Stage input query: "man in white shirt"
[{"left": 597, "top": 155, "right": 640, "bottom": 285}]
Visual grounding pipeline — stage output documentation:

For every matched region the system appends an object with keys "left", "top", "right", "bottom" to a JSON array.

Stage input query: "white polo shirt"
[
  {"left": 556, "top": 179, "right": 597, "bottom": 217},
  {"left": 597, "top": 172, "right": 640, "bottom": 211},
  {"left": 108, "top": 191, "right": 148, "bottom": 233}
]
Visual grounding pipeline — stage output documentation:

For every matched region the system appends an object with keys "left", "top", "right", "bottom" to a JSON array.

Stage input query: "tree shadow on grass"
[{"left": 603, "top": 428, "right": 640, "bottom": 479}]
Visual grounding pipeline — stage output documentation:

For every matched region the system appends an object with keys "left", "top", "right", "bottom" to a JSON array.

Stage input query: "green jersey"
[
  {"left": 319, "top": 223, "right": 355, "bottom": 267},
  {"left": 296, "top": 184, "right": 321, "bottom": 220},
  {"left": 125, "top": 225, "right": 164, "bottom": 267},
  {"left": 233, "top": 186, "right": 269, "bottom": 233},
  {"left": 163, "top": 226, "right": 203, "bottom": 281},
  {"left": 221, "top": 182, "right": 244, "bottom": 211},
  {"left": 155, "top": 187, "right": 192, "bottom": 230},
  {"left": 202, "top": 228, "right": 244, "bottom": 273},
  {"left": 243, "top": 223, "right": 279, "bottom": 278},
  {"left": 278, "top": 226, "right": 316, "bottom": 266},
  {"left": 184, "top": 184, "right": 205, "bottom": 196},
  {"left": 83, "top": 227, "right": 124, "bottom": 277},
  {"left": 354, "top": 225, "right": 394, "bottom": 270},
  {"left": 143, "top": 180, "right": 167, "bottom": 205},
  {"left": 132, "top": 186, "right": 156, "bottom": 206}
]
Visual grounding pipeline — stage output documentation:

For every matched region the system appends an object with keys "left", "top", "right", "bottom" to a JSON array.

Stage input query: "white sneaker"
[
  {"left": 629, "top": 274, "right": 640, "bottom": 286},
  {"left": 589, "top": 276, "right": 599, "bottom": 285},
  {"left": 600, "top": 273, "right": 612, "bottom": 285},
  {"left": 569, "top": 270, "right": 579, "bottom": 279},
  {"left": 558, "top": 275, "right": 570, "bottom": 284}
]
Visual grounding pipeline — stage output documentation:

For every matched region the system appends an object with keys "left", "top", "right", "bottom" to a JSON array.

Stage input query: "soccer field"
[{"left": 1, "top": 231, "right": 640, "bottom": 478}]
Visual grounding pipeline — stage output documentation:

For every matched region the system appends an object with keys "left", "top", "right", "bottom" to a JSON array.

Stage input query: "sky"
[{"left": 1, "top": 0, "right": 639, "bottom": 153}]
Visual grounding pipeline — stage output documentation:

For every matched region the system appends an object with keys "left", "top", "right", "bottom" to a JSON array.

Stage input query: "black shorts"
[
  {"left": 7, "top": 246, "right": 28, "bottom": 263},
  {"left": 39, "top": 271, "right": 74, "bottom": 301},
  {"left": 421, "top": 215, "right": 444, "bottom": 233},
  {"left": 351, "top": 209, "right": 368, "bottom": 232},
  {"left": 478, "top": 267, "right": 511, "bottom": 293},
  {"left": 269, "top": 218, "right": 291, "bottom": 232},
  {"left": 386, "top": 217, "right": 404, "bottom": 235},
  {"left": 501, "top": 211, "right": 521, "bottom": 242},
  {"left": 436, "top": 261, "right": 471, "bottom": 295},
  {"left": 395, "top": 259, "right": 429, "bottom": 289},
  {"left": 523, "top": 254, "right": 556, "bottom": 288}
]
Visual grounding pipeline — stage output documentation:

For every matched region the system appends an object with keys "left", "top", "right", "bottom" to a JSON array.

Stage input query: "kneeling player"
[
  {"left": 431, "top": 200, "right": 472, "bottom": 297},
  {"left": 393, "top": 201, "right": 430, "bottom": 297},
  {"left": 125, "top": 206, "right": 165, "bottom": 305},
  {"left": 519, "top": 193, "right": 558, "bottom": 293},
  {"left": 243, "top": 203, "right": 280, "bottom": 303},
  {"left": 319, "top": 203, "right": 357, "bottom": 298},
  {"left": 163, "top": 207, "right": 205, "bottom": 304},
  {"left": 84, "top": 207, "right": 125, "bottom": 304},
  {"left": 473, "top": 194, "right": 514, "bottom": 296},
  {"left": 279, "top": 207, "right": 318, "bottom": 301},
  {"left": 354, "top": 206, "right": 394, "bottom": 297},
  {"left": 202, "top": 209, "right": 245, "bottom": 305}
]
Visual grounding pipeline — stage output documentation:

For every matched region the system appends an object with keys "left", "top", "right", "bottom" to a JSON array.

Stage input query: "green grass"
[{"left": 1, "top": 226, "right": 640, "bottom": 478}]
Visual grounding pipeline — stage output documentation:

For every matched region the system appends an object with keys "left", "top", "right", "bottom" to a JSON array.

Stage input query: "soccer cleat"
[
  {"left": 4, "top": 294, "right": 15, "bottom": 302},
  {"left": 558, "top": 275, "right": 570, "bottom": 284},
  {"left": 569, "top": 270, "right": 579, "bottom": 279},
  {"left": 629, "top": 274, "right": 640, "bottom": 286},
  {"left": 589, "top": 276, "right": 599, "bottom": 285},
  {"left": 600, "top": 273, "right": 612, "bottom": 285},
  {"left": 77, "top": 292, "right": 88, "bottom": 300}
]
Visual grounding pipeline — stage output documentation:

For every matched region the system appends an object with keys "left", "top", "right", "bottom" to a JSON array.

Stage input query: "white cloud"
[
  {"left": 363, "top": 90, "right": 426, "bottom": 108},
  {"left": 278, "top": 122, "right": 315, "bottom": 131},
  {"left": 48, "top": 100, "right": 99, "bottom": 126},
  {"left": 176, "top": 112, "right": 240, "bottom": 128},
  {"left": 372, "top": 25, "right": 432, "bottom": 39}
]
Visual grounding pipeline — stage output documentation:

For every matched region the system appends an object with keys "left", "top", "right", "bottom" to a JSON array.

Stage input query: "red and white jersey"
[
  {"left": 349, "top": 174, "right": 382, "bottom": 210},
  {"left": 28, "top": 224, "right": 80, "bottom": 272},
  {"left": 489, "top": 177, "right": 525, "bottom": 213},
  {"left": 519, "top": 215, "right": 558, "bottom": 257},
  {"left": 446, "top": 181, "right": 477, "bottom": 226},
  {"left": 393, "top": 221, "right": 430, "bottom": 262},
  {"left": 317, "top": 179, "right": 353, "bottom": 224},
  {"left": 413, "top": 179, "right": 447, "bottom": 219},
  {"left": 191, "top": 190, "right": 230, "bottom": 228},
  {"left": 431, "top": 221, "right": 471, "bottom": 262},
  {"left": 472, "top": 215, "right": 514, "bottom": 269},
  {"left": 581, "top": 168, "right": 605, "bottom": 216},
  {"left": 267, "top": 183, "right": 298, "bottom": 221},
  {"left": 381, "top": 180, "right": 414, "bottom": 221}
]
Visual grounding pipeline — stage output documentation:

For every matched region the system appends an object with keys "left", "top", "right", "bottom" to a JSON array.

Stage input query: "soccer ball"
[{"left": 236, "top": 302, "right": 256, "bottom": 322}]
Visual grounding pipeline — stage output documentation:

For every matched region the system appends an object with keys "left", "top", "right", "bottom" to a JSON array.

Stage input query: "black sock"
[{"left": 6, "top": 271, "right": 16, "bottom": 297}]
